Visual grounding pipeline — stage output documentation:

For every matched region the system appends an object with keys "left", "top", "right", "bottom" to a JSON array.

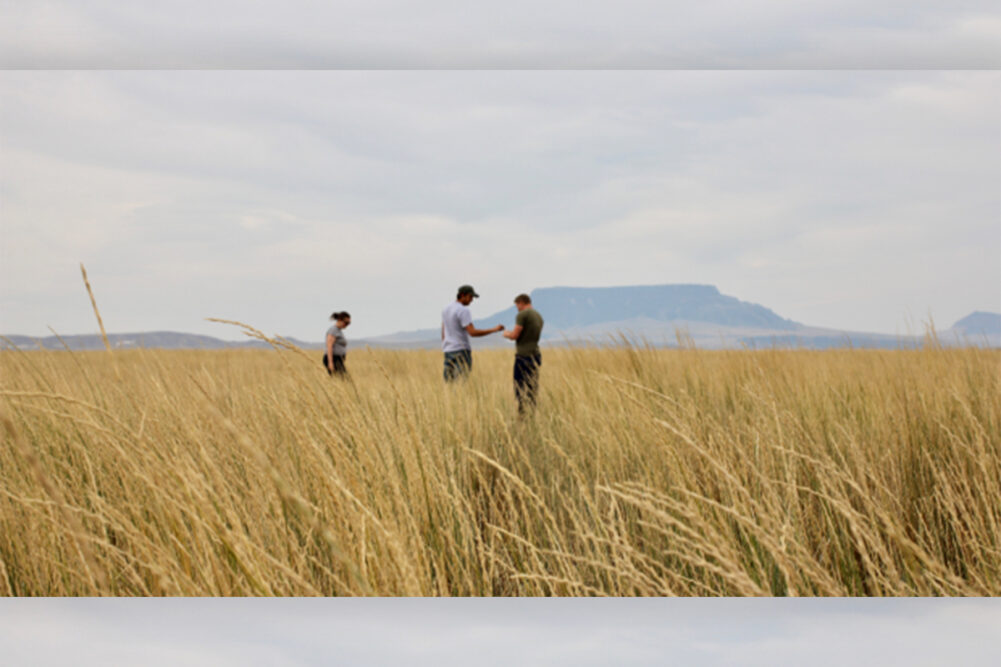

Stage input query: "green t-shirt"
[{"left": 515, "top": 307, "right": 544, "bottom": 356}]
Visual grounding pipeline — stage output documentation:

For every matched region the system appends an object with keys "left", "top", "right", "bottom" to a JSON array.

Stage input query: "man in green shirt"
[{"left": 503, "top": 293, "right": 544, "bottom": 413}]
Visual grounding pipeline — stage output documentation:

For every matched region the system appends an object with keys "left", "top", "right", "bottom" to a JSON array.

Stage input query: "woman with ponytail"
[{"left": 323, "top": 311, "right": 351, "bottom": 376}]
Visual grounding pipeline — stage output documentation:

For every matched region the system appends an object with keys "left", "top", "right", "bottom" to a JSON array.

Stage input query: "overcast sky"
[
  {"left": 2, "top": 69, "right": 998, "bottom": 339},
  {"left": 2, "top": 599, "right": 999, "bottom": 666},
  {"left": 2, "top": 3, "right": 1000, "bottom": 340},
  {"left": 1, "top": 0, "right": 999, "bottom": 69}
]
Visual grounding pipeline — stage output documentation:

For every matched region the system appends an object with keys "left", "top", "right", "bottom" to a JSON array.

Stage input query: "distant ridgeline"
[
  {"left": 3, "top": 284, "right": 998, "bottom": 350},
  {"left": 1, "top": 332, "right": 319, "bottom": 351},
  {"left": 951, "top": 311, "right": 1001, "bottom": 337},
  {"left": 479, "top": 284, "right": 801, "bottom": 331},
  {"left": 364, "top": 284, "right": 1000, "bottom": 350}
]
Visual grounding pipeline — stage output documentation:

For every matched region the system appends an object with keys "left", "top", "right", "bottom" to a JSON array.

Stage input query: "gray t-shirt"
[
  {"left": 326, "top": 324, "right": 347, "bottom": 356},
  {"left": 442, "top": 301, "right": 474, "bottom": 352}
]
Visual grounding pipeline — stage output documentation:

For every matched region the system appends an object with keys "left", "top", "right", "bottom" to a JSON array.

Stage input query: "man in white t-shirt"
[{"left": 441, "top": 284, "right": 504, "bottom": 381}]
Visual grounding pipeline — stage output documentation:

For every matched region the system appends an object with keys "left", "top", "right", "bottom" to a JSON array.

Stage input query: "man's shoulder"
[
  {"left": 519, "top": 308, "right": 543, "bottom": 324},
  {"left": 443, "top": 301, "right": 470, "bottom": 319}
]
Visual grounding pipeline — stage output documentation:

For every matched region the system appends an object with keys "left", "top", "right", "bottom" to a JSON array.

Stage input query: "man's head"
[
  {"left": 457, "top": 284, "right": 479, "bottom": 305},
  {"left": 514, "top": 293, "right": 532, "bottom": 312}
]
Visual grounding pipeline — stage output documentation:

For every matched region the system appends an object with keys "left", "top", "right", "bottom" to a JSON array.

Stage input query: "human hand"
[{"left": 496, "top": 324, "right": 505, "bottom": 332}]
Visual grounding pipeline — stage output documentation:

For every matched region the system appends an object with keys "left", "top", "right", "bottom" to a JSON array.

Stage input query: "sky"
[
  {"left": 2, "top": 70, "right": 998, "bottom": 340},
  {"left": 1, "top": 2, "right": 1000, "bottom": 342},
  {"left": 1, "top": 0, "right": 1000, "bottom": 69},
  {"left": 2, "top": 598, "right": 1000, "bottom": 666}
]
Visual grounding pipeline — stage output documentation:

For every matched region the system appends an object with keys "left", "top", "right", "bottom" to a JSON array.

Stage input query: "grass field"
[{"left": 1, "top": 338, "right": 999, "bottom": 596}]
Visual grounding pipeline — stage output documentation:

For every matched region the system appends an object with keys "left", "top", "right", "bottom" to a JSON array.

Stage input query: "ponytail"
[{"left": 330, "top": 311, "right": 351, "bottom": 321}]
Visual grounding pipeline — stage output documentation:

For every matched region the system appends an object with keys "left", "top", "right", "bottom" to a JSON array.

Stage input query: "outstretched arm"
[
  {"left": 465, "top": 323, "right": 504, "bottom": 337},
  {"left": 503, "top": 324, "right": 523, "bottom": 340}
]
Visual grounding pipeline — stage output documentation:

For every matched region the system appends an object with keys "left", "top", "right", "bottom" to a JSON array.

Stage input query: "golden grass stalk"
[
  {"left": 1, "top": 340, "right": 998, "bottom": 596},
  {"left": 79, "top": 263, "right": 111, "bottom": 355}
]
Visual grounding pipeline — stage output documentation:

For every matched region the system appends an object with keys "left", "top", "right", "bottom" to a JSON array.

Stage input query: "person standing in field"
[
  {"left": 503, "top": 293, "right": 544, "bottom": 413},
  {"left": 441, "top": 284, "right": 504, "bottom": 381},
  {"left": 323, "top": 311, "right": 351, "bottom": 376}
]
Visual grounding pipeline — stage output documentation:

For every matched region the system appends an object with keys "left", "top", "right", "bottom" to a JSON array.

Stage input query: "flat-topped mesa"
[
  {"left": 951, "top": 311, "right": 1001, "bottom": 337},
  {"left": 482, "top": 283, "right": 801, "bottom": 332}
]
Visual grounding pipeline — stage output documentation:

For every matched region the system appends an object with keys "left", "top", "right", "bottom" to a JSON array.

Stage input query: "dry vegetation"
[{"left": 1, "top": 337, "right": 999, "bottom": 596}]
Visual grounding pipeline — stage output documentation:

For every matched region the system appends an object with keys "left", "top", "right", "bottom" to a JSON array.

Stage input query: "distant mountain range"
[
  {"left": 951, "top": 311, "right": 1001, "bottom": 337},
  {"left": 482, "top": 284, "right": 800, "bottom": 332},
  {"left": 3, "top": 284, "right": 999, "bottom": 350},
  {"left": 1, "top": 331, "right": 316, "bottom": 352},
  {"left": 362, "top": 284, "right": 1001, "bottom": 350}
]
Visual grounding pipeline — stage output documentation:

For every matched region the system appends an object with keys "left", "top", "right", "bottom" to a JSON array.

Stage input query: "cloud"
[
  {"left": 1, "top": 1, "right": 999, "bottom": 68},
  {"left": 1, "top": 70, "right": 998, "bottom": 339},
  {"left": 1, "top": 599, "right": 1000, "bottom": 666}
]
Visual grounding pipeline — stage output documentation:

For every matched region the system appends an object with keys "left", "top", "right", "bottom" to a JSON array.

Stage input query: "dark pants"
[
  {"left": 514, "top": 353, "right": 542, "bottom": 412},
  {"left": 322, "top": 353, "right": 347, "bottom": 376},
  {"left": 443, "top": 349, "right": 473, "bottom": 381}
]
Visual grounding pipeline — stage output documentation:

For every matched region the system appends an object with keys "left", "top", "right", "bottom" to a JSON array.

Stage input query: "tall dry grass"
[{"left": 1, "top": 338, "right": 998, "bottom": 596}]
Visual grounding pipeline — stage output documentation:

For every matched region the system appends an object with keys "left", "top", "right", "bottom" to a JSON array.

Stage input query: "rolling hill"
[{"left": 3, "top": 285, "right": 998, "bottom": 350}]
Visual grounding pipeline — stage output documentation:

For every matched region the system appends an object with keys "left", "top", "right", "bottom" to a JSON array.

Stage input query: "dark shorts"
[
  {"left": 514, "top": 353, "right": 541, "bottom": 411},
  {"left": 443, "top": 349, "right": 473, "bottom": 381},
  {"left": 322, "top": 353, "right": 347, "bottom": 376}
]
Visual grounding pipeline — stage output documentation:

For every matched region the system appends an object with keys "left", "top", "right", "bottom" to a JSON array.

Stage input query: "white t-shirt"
[{"left": 442, "top": 301, "right": 474, "bottom": 352}]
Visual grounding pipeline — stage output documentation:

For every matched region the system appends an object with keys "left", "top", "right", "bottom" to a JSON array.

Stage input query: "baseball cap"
[{"left": 457, "top": 284, "right": 480, "bottom": 298}]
